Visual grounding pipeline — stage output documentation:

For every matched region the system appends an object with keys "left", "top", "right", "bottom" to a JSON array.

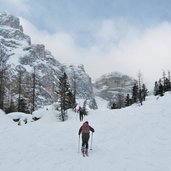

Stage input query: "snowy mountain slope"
[
  {"left": 0, "top": 12, "right": 96, "bottom": 110},
  {"left": 63, "top": 64, "right": 95, "bottom": 100},
  {"left": 93, "top": 71, "right": 135, "bottom": 101},
  {"left": 0, "top": 93, "right": 171, "bottom": 171},
  {"left": 63, "top": 64, "right": 97, "bottom": 109}
]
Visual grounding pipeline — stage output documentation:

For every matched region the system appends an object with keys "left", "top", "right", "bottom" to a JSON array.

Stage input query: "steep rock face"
[
  {"left": 63, "top": 64, "right": 97, "bottom": 109},
  {"left": 63, "top": 64, "right": 93, "bottom": 99},
  {"left": 0, "top": 12, "right": 22, "bottom": 30},
  {"left": 93, "top": 72, "right": 135, "bottom": 101},
  {"left": 0, "top": 12, "right": 96, "bottom": 111},
  {"left": 0, "top": 13, "right": 30, "bottom": 45}
]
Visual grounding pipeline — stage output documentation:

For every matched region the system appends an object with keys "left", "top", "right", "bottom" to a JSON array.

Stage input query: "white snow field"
[{"left": 0, "top": 93, "right": 171, "bottom": 171}]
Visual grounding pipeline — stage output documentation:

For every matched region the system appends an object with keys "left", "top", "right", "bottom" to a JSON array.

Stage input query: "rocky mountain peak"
[
  {"left": 0, "top": 12, "right": 23, "bottom": 31},
  {"left": 63, "top": 64, "right": 93, "bottom": 99},
  {"left": 93, "top": 72, "right": 135, "bottom": 101},
  {"left": 0, "top": 12, "right": 97, "bottom": 111},
  {"left": 0, "top": 12, "right": 30, "bottom": 45}
]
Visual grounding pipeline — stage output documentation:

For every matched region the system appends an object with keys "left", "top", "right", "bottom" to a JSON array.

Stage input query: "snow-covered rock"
[
  {"left": 0, "top": 12, "right": 96, "bottom": 111},
  {"left": 93, "top": 71, "right": 135, "bottom": 101}
]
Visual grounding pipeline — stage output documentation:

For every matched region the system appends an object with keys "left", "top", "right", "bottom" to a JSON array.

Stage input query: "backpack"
[{"left": 81, "top": 122, "right": 90, "bottom": 133}]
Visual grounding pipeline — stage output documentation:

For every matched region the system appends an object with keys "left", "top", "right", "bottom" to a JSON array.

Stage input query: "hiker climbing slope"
[{"left": 78, "top": 121, "right": 95, "bottom": 156}]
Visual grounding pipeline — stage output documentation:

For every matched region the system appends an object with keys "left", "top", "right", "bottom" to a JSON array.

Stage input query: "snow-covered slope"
[{"left": 0, "top": 93, "right": 171, "bottom": 171}]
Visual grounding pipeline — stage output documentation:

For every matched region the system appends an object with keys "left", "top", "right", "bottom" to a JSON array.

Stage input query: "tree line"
[
  {"left": 109, "top": 71, "right": 148, "bottom": 109},
  {"left": 109, "top": 82, "right": 148, "bottom": 109},
  {"left": 0, "top": 48, "right": 76, "bottom": 121},
  {"left": 154, "top": 71, "right": 171, "bottom": 96},
  {"left": 109, "top": 70, "right": 171, "bottom": 110}
]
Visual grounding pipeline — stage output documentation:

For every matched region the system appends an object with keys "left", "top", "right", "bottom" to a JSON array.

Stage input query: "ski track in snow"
[{"left": 0, "top": 94, "right": 171, "bottom": 171}]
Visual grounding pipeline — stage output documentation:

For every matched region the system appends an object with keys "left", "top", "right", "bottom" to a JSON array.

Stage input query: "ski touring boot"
[
  {"left": 81, "top": 146, "right": 86, "bottom": 157},
  {"left": 85, "top": 148, "right": 88, "bottom": 156}
]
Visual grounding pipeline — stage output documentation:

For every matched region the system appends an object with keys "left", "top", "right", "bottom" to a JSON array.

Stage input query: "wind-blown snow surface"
[{"left": 1, "top": 93, "right": 171, "bottom": 171}]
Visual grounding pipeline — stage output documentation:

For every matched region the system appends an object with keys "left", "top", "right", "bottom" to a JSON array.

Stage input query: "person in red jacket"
[{"left": 78, "top": 121, "right": 95, "bottom": 155}]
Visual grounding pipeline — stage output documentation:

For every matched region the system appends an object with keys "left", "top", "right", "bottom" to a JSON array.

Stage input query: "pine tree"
[
  {"left": 138, "top": 88, "right": 143, "bottom": 105},
  {"left": 111, "top": 102, "right": 116, "bottom": 109},
  {"left": 141, "top": 84, "right": 148, "bottom": 101},
  {"left": 163, "top": 71, "right": 171, "bottom": 92},
  {"left": 125, "top": 94, "right": 131, "bottom": 106},
  {"left": 164, "top": 78, "right": 170, "bottom": 92},
  {"left": 66, "top": 90, "right": 76, "bottom": 109},
  {"left": 56, "top": 71, "right": 74, "bottom": 121},
  {"left": 132, "top": 83, "right": 138, "bottom": 103},
  {"left": 158, "top": 83, "right": 164, "bottom": 96},
  {"left": 168, "top": 71, "right": 171, "bottom": 90},
  {"left": 19, "top": 98, "right": 29, "bottom": 113},
  {"left": 137, "top": 71, "right": 143, "bottom": 105},
  {"left": 154, "top": 81, "right": 159, "bottom": 96}
]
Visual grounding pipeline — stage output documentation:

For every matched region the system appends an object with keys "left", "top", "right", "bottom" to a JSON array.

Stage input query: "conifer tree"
[
  {"left": 125, "top": 94, "right": 131, "bottom": 106},
  {"left": 141, "top": 84, "right": 148, "bottom": 101},
  {"left": 168, "top": 71, "right": 171, "bottom": 90},
  {"left": 18, "top": 98, "right": 29, "bottom": 113},
  {"left": 6, "top": 99, "right": 16, "bottom": 113},
  {"left": 56, "top": 71, "right": 74, "bottom": 121},
  {"left": 111, "top": 102, "right": 116, "bottom": 109},
  {"left": 137, "top": 71, "right": 143, "bottom": 105},
  {"left": 158, "top": 82, "right": 164, "bottom": 96},
  {"left": 132, "top": 82, "right": 138, "bottom": 103},
  {"left": 154, "top": 81, "right": 159, "bottom": 96}
]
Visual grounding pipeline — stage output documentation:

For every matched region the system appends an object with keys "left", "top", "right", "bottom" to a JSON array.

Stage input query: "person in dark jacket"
[
  {"left": 78, "top": 121, "right": 95, "bottom": 155},
  {"left": 78, "top": 107, "right": 84, "bottom": 121}
]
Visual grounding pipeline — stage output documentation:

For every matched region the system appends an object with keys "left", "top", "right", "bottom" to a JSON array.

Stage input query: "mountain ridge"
[
  {"left": 0, "top": 12, "right": 96, "bottom": 112},
  {"left": 93, "top": 71, "right": 135, "bottom": 102}
]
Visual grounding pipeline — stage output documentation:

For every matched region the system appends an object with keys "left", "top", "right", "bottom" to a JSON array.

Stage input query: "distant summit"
[
  {"left": 0, "top": 12, "right": 23, "bottom": 30},
  {"left": 93, "top": 72, "right": 135, "bottom": 101}
]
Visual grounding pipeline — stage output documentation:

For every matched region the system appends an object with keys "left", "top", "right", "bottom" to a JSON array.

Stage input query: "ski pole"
[
  {"left": 78, "top": 135, "right": 80, "bottom": 153},
  {"left": 90, "top": 132, "right": 93, "bottom": 150}
]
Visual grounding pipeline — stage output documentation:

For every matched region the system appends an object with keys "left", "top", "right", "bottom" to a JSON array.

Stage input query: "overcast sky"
[{"left": 1, "top": 0, "right": 171, "bottom": 89}]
